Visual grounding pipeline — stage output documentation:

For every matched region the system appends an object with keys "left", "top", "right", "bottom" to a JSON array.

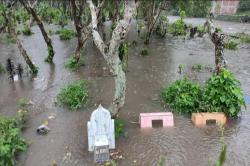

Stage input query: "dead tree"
[
  {"left": 205, "top": 13, "right": 226, "bottom": 74},
  {"left": 19, "top": 0, "right": 55, "bottom": 63},
  {"left": 88, "top": 0, "right": 139, "bottom": 116}
]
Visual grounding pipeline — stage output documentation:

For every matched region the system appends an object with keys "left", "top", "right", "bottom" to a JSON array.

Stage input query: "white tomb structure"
[{"left": 87, "top": 105, "right": 115, "bottom": 162}]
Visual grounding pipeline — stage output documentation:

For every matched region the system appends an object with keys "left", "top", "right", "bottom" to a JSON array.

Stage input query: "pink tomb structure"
[{"left": 139, "top": 112, "right": 174, "bottom": 128}]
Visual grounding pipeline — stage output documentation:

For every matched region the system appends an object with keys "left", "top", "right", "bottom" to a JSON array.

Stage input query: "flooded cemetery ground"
[{"left": 1, "top": 19, "right": 250, "bottom": 166}]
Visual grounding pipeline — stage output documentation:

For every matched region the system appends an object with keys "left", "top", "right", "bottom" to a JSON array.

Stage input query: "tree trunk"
[
  {"left": 14, "top": 32, "right": 38, "bottom": 75},
  {"left": 88, "top": 0, "right": 138, "bottom": 116},
  {"left": 205, "top": 15, "right": 226, "bottom": 74},
  {"left": 20, "top": 0, "right": 55, "bottom": 63}
]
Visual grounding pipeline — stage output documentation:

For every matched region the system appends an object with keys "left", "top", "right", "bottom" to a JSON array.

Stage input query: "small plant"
[
  {"left": 236, "top": 32, "right": 250, "bottom": 43},
  {"left": 56, "top": 28, "right": 75, "bottom": 40},
  {"left": 22, "top": 25, "right": 33, "bottom": 36},
  {"left": 115, "top": 119, "right": 125, "bottom": 139},
  {"left": 45, "top": 45, "right": 54, "bottom": 63},
  {"left": 204, "top": 69, "right": 246, "bottom": 117},
  {"left": 158, "top": 155, "right": 166, "bottom": 166},
  {"left": 56, "top": 80, "right": 89, "bottom": 111},
  {"left": 178, "top": 64, "right": 185, "bottom": 74},
  {"left": 18, "top": 98, "right": 28, "bottom": 108},
  {"left": 162, "top": 77, "right": 203, "bottom": 114},
  {"left": 224, "top": 40, "right": 238, "bottom": 50},
  {"left": 141, "top": 47, "right": 149, "bottom": 56}
]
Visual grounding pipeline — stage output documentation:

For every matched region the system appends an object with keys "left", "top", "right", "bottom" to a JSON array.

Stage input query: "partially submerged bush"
[
  {"left": 162, "top": 78, "right": 203, "bottom": 114},
  {"left": 141, "top": 47, "right": 149, "bottom": 56},
  {"left": 162, "top": 69, "right": 246, "bottom": 118},
  {"left": 0, "top": 115, "right": 27, "bottom": 165},
  {"left": 15, "top": 8, "right": 30, "bottom": 23},
  {"left": 56, "top": 80, "right": 89, "bottom": 110},
  {"left": 204, "top": 69, "right": 246, "bottom": 117},
  {"left": 224, "top": 40, "right": 238, "bottom": 50},
  {"left": 169, "top": 11, "right": 186, "bottom": 36},
  {"left": 22, "top": 25, "right": 33, "bottom": 36},
  {"left": 56, "top": 28, "right": 75, "bottom": 40},
  {"left": 65, "top": 56, "right": 84, "bottom": 71},
  {"left": 236, "top": 32, "right": 250, "bottom": 44},
  {"left": 115, "top": 119, "right": 125, "bottom": 139}
]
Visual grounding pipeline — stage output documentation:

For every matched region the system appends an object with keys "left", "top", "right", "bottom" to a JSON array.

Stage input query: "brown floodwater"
[{"left": 0, "top": 19, "right": 250, "bottom": 166}]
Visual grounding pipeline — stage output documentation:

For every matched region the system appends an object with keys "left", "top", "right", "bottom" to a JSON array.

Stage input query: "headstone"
[{"left": 87, "top": 105, "right": 115, "bottom": 162}]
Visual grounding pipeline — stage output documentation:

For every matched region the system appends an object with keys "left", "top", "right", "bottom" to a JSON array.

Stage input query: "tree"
[
  {"left": 19, "top": 0, "right": 55, "bottom": 63},
  {"left": 88, "top": 0, "right": 139, "bottom": 116},
  {"left": 141, "top": 0, "right": 169, "bottom": 44},
  {"left": 205, "top": 13, "right": 226, "bottom": 74}
]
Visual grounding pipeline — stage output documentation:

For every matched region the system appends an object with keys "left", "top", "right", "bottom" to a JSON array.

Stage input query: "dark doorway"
[
  {"left": 152, "top": 120, "right": 163, "bottom": 128},
  {"left": 206, "top": 119, "right": 216, "bottom": 126}
]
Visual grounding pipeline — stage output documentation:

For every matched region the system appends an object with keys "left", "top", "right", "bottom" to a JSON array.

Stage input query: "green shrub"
[
  {"left": 56, "top": 28, "right": 75, "bottom": 40},
  {"left": 0, "top": 63, "right": 5, "bottom": 74},
  {"left": 141, "top": 47, "right": 149, "bottom": 56},
  {"left": 56, "top": 80, "right": 89, "bottom": 110},
  {"left": 162, "top": 78, "right": 203, "bottom": 114},
  {"left": 115, "top": 119, "right": 125, "bottom": 139},
  {"left": 22, "top": 25, "right": 33, "bottom": 36},
  {"left": 204, "top": 69, "right": 246, "bottom": 117},
  {"left": 18, "top": 98, "right": 28, "bottom": 108},
  {"left": 0, "top": 116, "right": 27, "bottom": 166},
  {"left": 224, "top": 40, "right": 238, "bottom": 50}
]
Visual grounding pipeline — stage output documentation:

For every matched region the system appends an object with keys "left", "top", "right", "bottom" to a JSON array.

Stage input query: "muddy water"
[{"left": 0, "top": 20, "right": 249, "bottom": 166}]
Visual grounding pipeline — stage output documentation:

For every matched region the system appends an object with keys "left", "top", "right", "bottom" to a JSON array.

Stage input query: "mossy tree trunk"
[
  {"left": 205, "top": 14, "right": 226, "bottom": 74},
  {"left": 88, "top": 0, "right": 139, "bottom": 116},
  {"left": 20, "top": 0, "right": 55, "bottom": 63}
]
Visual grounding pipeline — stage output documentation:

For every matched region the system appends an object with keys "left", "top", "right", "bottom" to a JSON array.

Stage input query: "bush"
[
  {"left": 224, "top": 40, "right": 238, "bottom": 50},
  {"left": 115, "top": 119, "right": 125, "bottom": 139},
  {"left": 204, "top": 69, "right": 246, "bottom": 117},
  {"left": 0, "top": 116, "right": 27, "bottom": 166},
  {"left": 56, "top": 28, "right": 75, "bottom": 40},
  {"left": 141, "top": 47, "right": 149, "bottom": 56},
  {"left": 15, "top": 8, "right": 30, "bottom": 23},
  {"left": 162, "top": 78, "right": 203, "bottom": 114},
  {"left": 22, "top": 25, "right": 33, "bottom": 36},
  {"left": 192, "top": 64, "right": 204, "bottom": 71},
  {"left": 56, "top": 80, "right": 89, "bottom": 110},
  {"left": 169, "top": 11, "right": 186, "bottom": 36},
  {"left": 236, "top": 32, "right": 250, "bottom": 44}
]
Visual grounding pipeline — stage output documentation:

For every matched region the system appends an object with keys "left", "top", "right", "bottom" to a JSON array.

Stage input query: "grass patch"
[
  {"left": 224, "top": 40, "right": 238, "bottom": 50},
  {"left": 56, "top": 80, "right": 89, "bottom": 111},
  {"left": 168, "top": 11, "right": 186, "bottom": 36},
  {"left": 56, "top": 28, "right": 75, "bottom": 40}
]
